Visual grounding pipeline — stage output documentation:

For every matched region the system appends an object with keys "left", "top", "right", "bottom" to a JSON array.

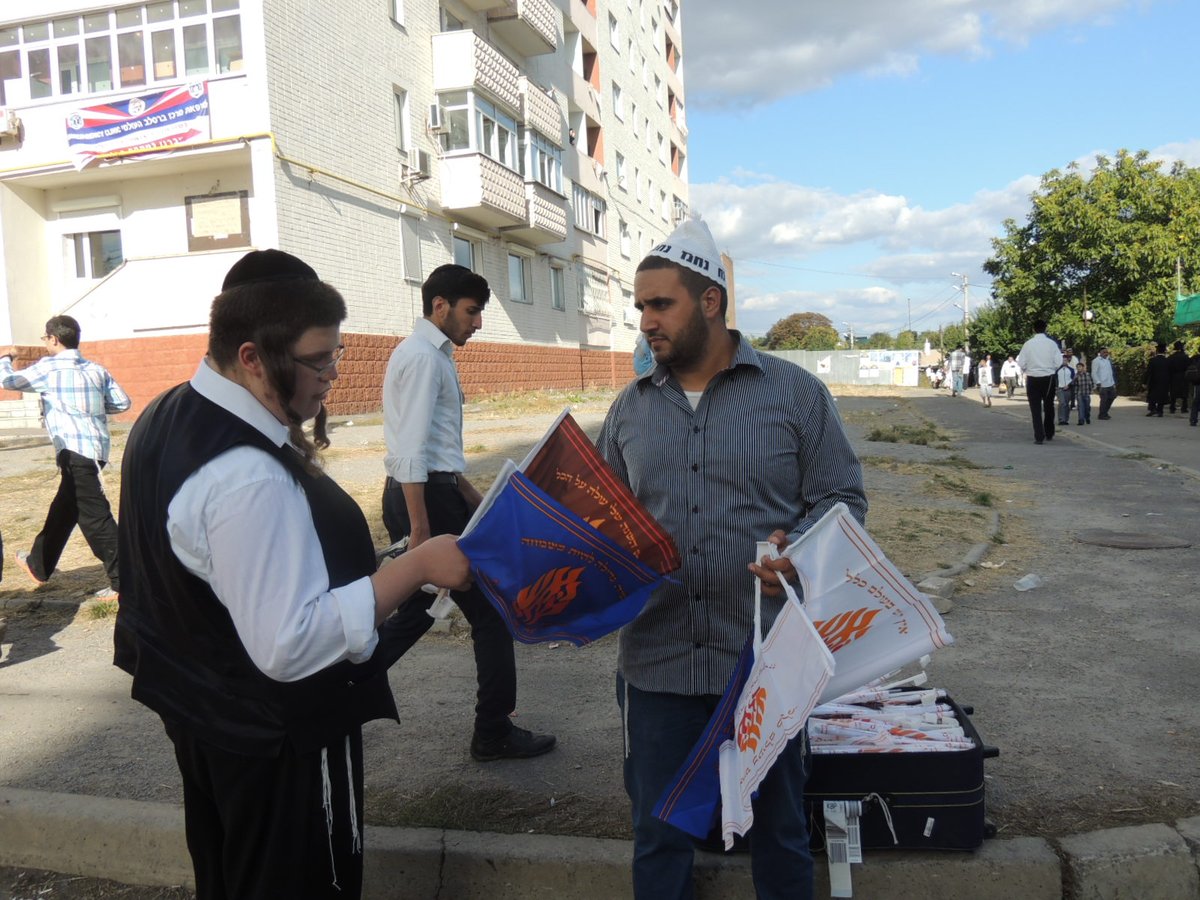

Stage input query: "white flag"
[
  {"left": 717, "top": 563, "right": 833, "bottom": 849},
  {"left": 782, "top": 503, "right": 953, "bottom": 703}
]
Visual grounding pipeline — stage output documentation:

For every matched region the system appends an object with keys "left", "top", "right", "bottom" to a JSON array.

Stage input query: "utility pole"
[
  {"left": 951, "top": 272, "right": 969, "bottom": 349},
  {"left": 842, "top": 321, "right": 855, "bottom": 349}
]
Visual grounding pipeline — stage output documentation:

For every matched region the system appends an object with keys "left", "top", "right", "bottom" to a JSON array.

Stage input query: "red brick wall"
[{"left": 3, "top": 333, "right": 633, "bottom": 419}]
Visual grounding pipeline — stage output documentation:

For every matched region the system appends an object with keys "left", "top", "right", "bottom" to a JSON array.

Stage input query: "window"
[
  {"left": 65, "top": 230, "right": 123, "bottom": 279},
  {"left": 658, "top": 131, "right": 666, "bottom": 164},
  {"left": 390, "top": 0, "right": 404, "bottom": 26},
  {"left": 3, "top": 2, "right": 242, "bottom": 104},
  {"left": 400, "top": 214, "right": 421, "bottom": 281},
  {"left": 647, "top": 185, "right": 656, "bottom": 218},
  {"left": 654, "top": 74, "right": 662, "bottom": 107},
  {"left": 660, "top": 190, "right": 668, "bottom": 222},
  {"left": 608, "top": 13, "right": 619, "bottom": 49},
  {"left": 572, "top": 184, "right": 606, "bottom": 238},
  {"left": 507, "top": 253, "right": 532, "bottom": 303},
  {"left": 612, "top": 82, "right": 623, "bottom": 120},
  {"left": 631, "top": 102, "right": 638, "bottom": 135},
  {"left": 615, "top": 152, "right": 626, "bottom": 188},
  {"left": 550, "top": 265, "right": 565, "bottom": 311},
  {"left": 437, "top": 90, "right": 518, "bottom": 171},
  {"left": 453, "top": 234, "right": 480, "bottom": 271},
  {"left": 393, "top": 88, "right": 408, "bottom": 153},
  {"left": 522, "top": 129, "right": 562, "bottom": 192},
  {"left": 628, "top": 40, "right": 636, "bottom": 74},
  {"left": 619, "top": 219, "right": 630, "bottom": 257}
]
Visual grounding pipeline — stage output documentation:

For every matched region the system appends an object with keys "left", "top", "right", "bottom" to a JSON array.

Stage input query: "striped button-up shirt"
[
  {"left": 598, "top": 335, "right": 867, "bottom": 696},
  {"left": 1, "top": 349, "right": 130, "bottom": 462}
]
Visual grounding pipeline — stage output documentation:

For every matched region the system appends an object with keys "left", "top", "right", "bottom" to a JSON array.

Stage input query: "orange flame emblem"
[
  {"left": 813, "top": 607, "right": 881, "bottom": 653},
  {"left": 736, "top": 687, "right": 768, "bottom": 751},
  {"left": 514, "top": 566, "right": 585, "bottom": 624}
]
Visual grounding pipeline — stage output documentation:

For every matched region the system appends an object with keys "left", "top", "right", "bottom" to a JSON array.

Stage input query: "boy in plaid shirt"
[{"left": 1074, "top": 362, "right": 1095, "bottom": 424}]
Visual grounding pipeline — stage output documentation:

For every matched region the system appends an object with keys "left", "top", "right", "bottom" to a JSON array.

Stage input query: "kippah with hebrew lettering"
[{"left": 645, "top": 217, "right": 727, "bottom": 288}]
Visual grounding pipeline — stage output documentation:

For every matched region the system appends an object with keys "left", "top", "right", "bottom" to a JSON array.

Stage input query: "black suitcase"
[{"left": 804, "top": 694, "right": 999, "bottom": 851}]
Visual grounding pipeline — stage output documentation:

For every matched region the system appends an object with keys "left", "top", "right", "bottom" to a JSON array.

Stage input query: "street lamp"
[{"left": 951, "top": 272, "right": 970, "bottom": 348}]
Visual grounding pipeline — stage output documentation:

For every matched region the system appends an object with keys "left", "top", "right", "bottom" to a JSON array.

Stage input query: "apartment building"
[{"left": 0, "top": 0, "right": 689, "bottom": 413}]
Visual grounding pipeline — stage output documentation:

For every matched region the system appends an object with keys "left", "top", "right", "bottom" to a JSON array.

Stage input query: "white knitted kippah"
[{"left": 646, "top": 217, "right": 727, "bottom": 288}]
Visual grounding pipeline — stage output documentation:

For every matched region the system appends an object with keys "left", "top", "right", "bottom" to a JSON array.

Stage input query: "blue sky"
[{"left": 680, "top": 0, "right": 1199, "bottom": 339}]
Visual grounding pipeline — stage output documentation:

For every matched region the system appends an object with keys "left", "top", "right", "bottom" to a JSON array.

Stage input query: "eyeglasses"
[{"left": 292, "top": 345, "right": 345, "bottom": 376}]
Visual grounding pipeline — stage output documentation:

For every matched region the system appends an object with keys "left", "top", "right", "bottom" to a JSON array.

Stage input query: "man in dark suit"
[
  {"left": 1144, "top": 343, "right": 1171, "bottom": 417},
  {"left": 1167, "top": 340, "right": 1190, "bottom": 414}
]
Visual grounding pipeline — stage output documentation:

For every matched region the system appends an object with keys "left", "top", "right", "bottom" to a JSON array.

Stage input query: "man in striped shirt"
[
  {"left": 2, "top": 315, "right": 130, "bottom": 595},
  {"left": 598, "top": 219, "right": 867, "bottom": 900}
]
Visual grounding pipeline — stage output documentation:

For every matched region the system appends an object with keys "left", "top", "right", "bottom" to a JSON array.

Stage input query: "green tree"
[
  {"left": 860, "top": 331, "right": 894, "bottom": 349},
  {"left": 763, "top": 312, "right": 838, "bottom": 350},
  {"left": 894, "top": 330, "right": 920, "bottom": 350},
  {"left": 984, "top": 149, "right": 1200, "bottom": 354}
]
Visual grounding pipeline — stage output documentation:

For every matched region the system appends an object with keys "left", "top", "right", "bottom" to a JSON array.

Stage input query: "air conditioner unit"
[
  {"left": 428, "top": 104, "right": 446, "bottom": 132},
  {"left": 0, "top": 108, "right": 20, "bottom": 138},
  {"left": 417, "top": 149, "right": 432, "bottom": 177}
]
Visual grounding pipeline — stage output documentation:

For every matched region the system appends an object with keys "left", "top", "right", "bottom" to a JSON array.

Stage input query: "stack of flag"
[{"left": 456, "top": 410, "right": 680, "bottom": 646}]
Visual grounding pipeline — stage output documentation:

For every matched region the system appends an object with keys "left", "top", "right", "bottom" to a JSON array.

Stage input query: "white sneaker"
[{"left": 93, "top": 588, "right": 118, "bottom": 601}]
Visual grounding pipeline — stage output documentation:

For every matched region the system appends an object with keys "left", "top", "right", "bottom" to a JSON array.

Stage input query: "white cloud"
[{"left": 682, "top": 0, "right": 1133, "bottom": 106}]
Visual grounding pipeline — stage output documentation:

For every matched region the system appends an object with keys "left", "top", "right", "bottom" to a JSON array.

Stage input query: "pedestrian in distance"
[
  {"left": 1, "top": 316, "right": 130, "bottom": 597},
  {"left": 1167, "top": 340, "right": 1190, "bottom": 414},
  {"left": 1144, "top": 343, "right": 1170, "bottom": 417},
  {"left": 1055, "top": 351, "right": 1076, "bottom": 425},
  {"left": 1091, "top": 347, "right": 1118, "bottom": 419},
  {"left": 977, "top": 353, "right": 995, "bottom": 407},
  {"left": 379, "top": 263, "right": 556, "bottom": 763},
  {"left": 114, "top": 249, "right": 473, "bottom": 900},
  {"left": 1000, "top": 355, "right": 1021, "bottom": 399},
  {"left": 1074, "top": 362, "right": 1095, "bottom": 424},
  {"left": 597, "top": 217, "right": 868, "bottom": 900},
  {"left": 1016, "top": 320, "right": 1062, "bottom": 444},
  {"left": 1186, "top": 347, "right": 1200, "bottom": 426},
  {"left": 948, "top": 345, "right": 966, "bottom": 396}
]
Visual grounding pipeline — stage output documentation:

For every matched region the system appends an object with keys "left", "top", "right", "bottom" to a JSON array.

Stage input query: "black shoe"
[
  {"left": 1098, "top": 415, "right": 1110, "bottom": 420},
  {"left": 470, "top": 726, "right": 557, "bottom": 762},
  {"left": 1035, "top": 439, "right": 1043, "bottom": 445},
  {"left": 1146, "top": 412, "right": 1156, "bottom": 416}
]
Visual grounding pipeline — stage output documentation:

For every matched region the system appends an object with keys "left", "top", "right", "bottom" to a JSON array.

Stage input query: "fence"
[{"left": 765, "top": 349, "right": 925, "bottom": 387}]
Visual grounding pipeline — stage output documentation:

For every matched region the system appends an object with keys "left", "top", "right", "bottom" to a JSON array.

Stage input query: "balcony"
[
  {"left": 439, "top": 153, "right": 527, "bottom": 230},
  {"left": 458, "top": 0, "right": 508, "bottom": 9},
  {"left": 519, "top": 76, "right": 563, "bottom": 143},
  {"left": 432, "top": 31, "right": 520, "bottom": 111},
  {"left": 488, "top": 0, "right": 560, "bottom": 57},
  {"left": 503, "top": 181, "right": 569, "bottom": 245}
]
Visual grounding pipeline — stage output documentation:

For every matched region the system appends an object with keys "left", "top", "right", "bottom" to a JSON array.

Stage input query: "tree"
[
  {"left": 984, "top": 150, "right": 1200, "bottom": 354},
  {"left": 859, "top": 331, "right": 894, "bottom": 349},
  {"left": 763, "top": 312, "right": 839, "bottom": 350}
]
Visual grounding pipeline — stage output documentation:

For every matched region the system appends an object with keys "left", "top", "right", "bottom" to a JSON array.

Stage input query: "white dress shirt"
[
  {"left": 383, "top": 316, "right": 466, "bottom": 482},
  {"left": 1091, "top": 355, "right": 1116, "bottom": 388},
  {"left": 166, "top": 360, "right": 379, "bottom": 682},
  {"left": 1017, "top": 332, "right": 1063, "bottom": 377}
]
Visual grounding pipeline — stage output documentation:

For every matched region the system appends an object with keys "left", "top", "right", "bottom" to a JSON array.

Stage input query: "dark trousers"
[
  {"left": 164, "top": 719, "right": 365, "bottom": 900},
  {"left": 1191, "top": 385, "right": 1199, "bottom": 425},
  {"left": 617, "top": 677, "right": 814, "bottom": 900},
  {"left": 27, "top": 449, "right": 119, "bottom": 590},
  {"left": 1098, "top": 385, "right": 1117, "bottom": 418},
  {"left": 1025, "top": 375, "right": 1057, "bottom": 443},
  {"left": 380, "top": 477, "right": 517, "bottom": 740}
]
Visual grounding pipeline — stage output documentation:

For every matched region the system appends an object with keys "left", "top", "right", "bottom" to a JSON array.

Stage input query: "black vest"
[{"left": 114, "top": 383, "right": 397, "bottom": 756}]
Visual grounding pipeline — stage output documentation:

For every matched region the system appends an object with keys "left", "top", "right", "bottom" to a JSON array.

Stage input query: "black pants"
[
  {"left": 1098, "top": 385, "right": 1117, "bottom": 418},
  {"left": 164, "top": 720, "right": 365, "bottom": 900},
  {"left": 379, "top": 477, "right": 517, "bottom": 740},
  {"left": 27, "top": 449, "right": 119, "bottom": 590},
  {"left": 1024, "top": 374, "right": 1057, "bottom": 443}
]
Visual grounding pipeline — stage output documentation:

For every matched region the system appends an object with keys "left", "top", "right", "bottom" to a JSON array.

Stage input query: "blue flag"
[
  {"left": 457, "top": 471, "right": 664, "bottom": 647},
  {"left": 652, "top": 634, "right": 756, "bottom": 837}
]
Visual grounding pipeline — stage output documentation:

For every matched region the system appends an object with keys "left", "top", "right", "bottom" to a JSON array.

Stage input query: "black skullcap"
[{"left": 221, "top": 249, "right": 319, "bottom": 291}]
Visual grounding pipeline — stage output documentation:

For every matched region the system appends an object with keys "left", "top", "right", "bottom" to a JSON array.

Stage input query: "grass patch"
[
  {"left": 86, "top": 599, "right": 119, "bottom": 619},
  {"left": 1118, "top": 452, "right": 1152, "bottom": 460},
  {"left": 865, "top": 422, "right": 950, "bottom": 445},
  {"left": 943, "top": 454, "right": 983, "bottom": 469},
  {"left": 971, "top": 491, "right": 996, "bottom": 507}
]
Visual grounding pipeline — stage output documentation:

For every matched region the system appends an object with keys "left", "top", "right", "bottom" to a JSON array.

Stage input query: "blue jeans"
[
  {"left": 1057, "top": 388, "right": 1072, "bottom": 423},
  {"left": 1076, "top": 393, "right": 1091, "bottom": 423},
  {"left": 617, "top": 675, "right": 814, "bottom": 900},
  {"left": 951, "top": 372, "right": 964, "bottom": 394}
]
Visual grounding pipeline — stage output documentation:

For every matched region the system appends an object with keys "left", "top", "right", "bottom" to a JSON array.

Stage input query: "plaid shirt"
[
  {"left": 1073, "top": 372, "right": 1095, "bottom": 395},
  {"left": 1, "top": 350, "right": 130, "bottom": 462}
]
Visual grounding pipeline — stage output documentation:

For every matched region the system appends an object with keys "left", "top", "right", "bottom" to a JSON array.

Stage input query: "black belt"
[{"left": 427, "top": 472, "right": 458, "bottom": 485}]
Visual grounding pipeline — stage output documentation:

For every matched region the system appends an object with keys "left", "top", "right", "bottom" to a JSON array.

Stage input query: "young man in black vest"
[{"left": 115, "top": 250, "right": 471, "bottom": 900}]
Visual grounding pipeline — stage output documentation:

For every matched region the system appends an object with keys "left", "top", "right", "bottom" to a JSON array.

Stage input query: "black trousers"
[
  {"left": 27, "top": 449, "right": 119, "bottom": 590},
  {"left": 1024, "top": 375, "right": 1057, "bottom": 443},
  {"left": 164, "top": 720, "right": 365, "bottom": 900},
  {"left": 379, "top": 478, "right": 517, "bottom": 740}
]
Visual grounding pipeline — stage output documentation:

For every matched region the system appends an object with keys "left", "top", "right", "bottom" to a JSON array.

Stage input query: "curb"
[{"left": 14, "top": 788, "right": 1200, "bottom": 899}]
